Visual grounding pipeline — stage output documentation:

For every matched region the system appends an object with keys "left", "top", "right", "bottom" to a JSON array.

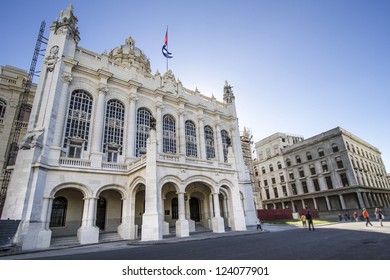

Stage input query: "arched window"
[
  {"left": 306, "top": 151, "right": 312, "bottom": 160},
  {"left": 104, "top": 99, "right": 124, "bottom": 162},
  {"left": 20, "top": 104, "right": 32, "bottom": 123},
  {"left": 50, "top": 197, "right": 67, "bottom": 227},
  {"left": 221, "top": 130, "right": 230, "bottom": 162},
  {"left": 0, "top": 99, "right": 6, "bottom": 121},
  {"left": 269, "top": 164, "right": 274, "bottom": 172},
  {"left": 64, "top": 90, "right": 93, "bottom": 158},
  {"left": 331, "top": 143, "right": 339, "bottom": 153},
  {"left": 136, "top": 107, "right": 153, "bottom": 157},
  {"left": 286, "top": 158, "right": 291, "bottom": 167},
  {"left": 163, "top": 114, "right": 176, "bottom": 154},
  {"left": 204, "top": 125, "right": 215, "bottom": 159},
  {"left": 171, "top": 198, "right": 178, "bottom": 219},
  {"left": 185, "top": 120, "right": 197, "bottom": 157},
  {"left": 296, "top": 155, "right": 301, "bottom": 164}
]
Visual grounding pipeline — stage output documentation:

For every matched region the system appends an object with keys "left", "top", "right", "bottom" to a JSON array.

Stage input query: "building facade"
[
  {"left": 0, "top": 66, "right": 35, "bottom": 201},
  {"left": 1, "top": 5, "right": 256, "bottom": 250},
  {"left": 254, "top": 127, "right": 390, "bottom": 214}
]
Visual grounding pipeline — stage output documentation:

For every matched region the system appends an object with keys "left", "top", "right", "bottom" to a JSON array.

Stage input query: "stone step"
[
  {"left": 0, "top": 219, "right": 21, "bottom": 248},
  {"left": 99, "top": 231, "right": 122, "bottom": 243},
  {"left": 50, "top": 235, "right": 79, "bottom": 247}
]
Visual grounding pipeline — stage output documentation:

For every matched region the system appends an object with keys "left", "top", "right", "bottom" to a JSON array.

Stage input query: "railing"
[
  {"left": 102, "top": 162, "right": 128, "bottom": 170},
  {"left": 59, "top": 157, "right": 91, "bottom": 167}
]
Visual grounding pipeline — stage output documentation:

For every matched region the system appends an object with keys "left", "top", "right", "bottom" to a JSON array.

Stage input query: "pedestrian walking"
[
  {"left": 362, "top": 208, "right": 373, "bottom": 226},
  {"left": 300, "top": 213, "right": 307, "bottom": 228},
  {"left": 306, "top": 211, "right": 315, "bottom": 231},
  {"left": 353, "top": 211, "right": 359, "bottom": 222},
  {"left": 375, "top": 208, "right": 384, "bottom": 227},
  {"left": 256, "top": 218, "right": 263, "bottom": 231}
]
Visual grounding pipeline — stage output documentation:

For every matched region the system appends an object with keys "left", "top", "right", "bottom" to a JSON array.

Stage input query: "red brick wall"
[{"left": 257, "top": 209, "right": 293, "bottom": 221}]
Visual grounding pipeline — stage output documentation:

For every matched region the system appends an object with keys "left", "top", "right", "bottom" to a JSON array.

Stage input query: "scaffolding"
[{"left": 0, "top": 21, "right": 47, "bottom": 216}]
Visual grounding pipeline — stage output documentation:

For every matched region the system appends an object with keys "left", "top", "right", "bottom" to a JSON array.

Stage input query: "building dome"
[{"left": 108, "top": 37, "right": 151, "bottom": 74}]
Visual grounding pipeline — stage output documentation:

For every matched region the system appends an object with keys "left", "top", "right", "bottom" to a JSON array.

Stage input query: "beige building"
[
  {"left": 254, "top": 127, "right": 390, "bottom": 214},
  {"left": 0, "top": 66, "right": 35, "bottom": 199},
  {"left": 0, "top": 5, "right": 256, "bottom": 251}
]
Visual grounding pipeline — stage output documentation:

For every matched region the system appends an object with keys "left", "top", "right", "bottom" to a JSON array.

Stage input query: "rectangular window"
[
  {"left": 291, "top": 183, "right": 297, "bottom": 195},
  {"left": 302, "top": 181, "right": 308, "bottom": 193},
  {"left": 282, "top": 185, "right": 288, "bottom": 196},
  {"left": 273, "top": 187, "right": 279, "bottom": 198},
  {"left": 263, "top": 179, "right": 268, "bottom": 187},
  {"left": 265, "top": 189, "right": 270, "bottom": 200},
  {"left": 272, "top": 177, "right": 276, "bottom": 185},
  {"left": 340, "top": 173, "right": 349, "bottom": 187},
  {"left": 322, "top": 161, "right": 329, "bottom": 172},
  {"left": 325, "top": 176, "right": 333, "bottom": 189},
  {"left": 336, "top": 157, "right": 344, "bottom": 169},
  {"left": 289, "top": 172, "right": 295, "bottom": 180},
  {"left": 313, "top": 178, "right": 320, "bottom": 191},
  {"left": 310, "top": 165, "right": 316, "bottom": 175},
  {"left": 299, "top": 168, "right": 305, "bottom": 178}
]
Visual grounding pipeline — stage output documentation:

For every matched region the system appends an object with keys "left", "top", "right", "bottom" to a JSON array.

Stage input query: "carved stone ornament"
[
  {"left": 45, "top": 45, "right": 59, "bottom": 72},
  {"left": 98, "top": 86, "right": 109, "bottom": 94},
  {"left": 62, "top": 74, "right": 73, "bottom": 84}
]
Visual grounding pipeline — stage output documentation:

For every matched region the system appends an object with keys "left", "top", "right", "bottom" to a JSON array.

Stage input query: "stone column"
[
  {"left": 175, "top": 192, "right": 189, "bottom": 237},
  {"left": 198, "top": 115, "right": 205, "bottom": 159},
  {"left": 48, "top": 73, "right": 72, "bottom": 165},
  {"left": 312, "top": 198, "right": 318, "bottom": 210},
  {"left": 215, "top": 122, "right": 223, "bottom": 162},
  {"left": 90, "top": 86, "right": 107, "bottom": 167},
  {"left": 52, "top": 73, "right": 72, "bottom": 147},
  {"left": 356, "top": 192, "right": 365, "bottom": 208},
  {"left": 118, "top": 197, "right": 132, "bottom": 239},
  {"left": 325, "top": 196, "right": 331, "bottom": 211},
  {"left": 141, "top": 130, "right": 163, "bottom": 241},
  {"left": 211, "top": 192, "right": 225, "bottom": 233},
  {"left": 77, "top": 197, "right": 99, "bottom": 244},
  {"left": 178, "top": 108, "right": 186, "bottom": 155},
  {"left": 339, "top": 194, "right": 346, "bottom": 210},
  {"left": 156, "top": 102, "right": 164, "bottom": 154},
  {"left": 362, "top": 192, "right": 370, "bottom": 208},
  {"left": 126, "top": 93, "right": 138, "bottom": 161}
]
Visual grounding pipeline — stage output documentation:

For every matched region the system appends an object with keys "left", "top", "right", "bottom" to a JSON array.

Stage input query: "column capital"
[
  {"left": 62, "top": 73, "right": 73, "bottom": 84},
  {"left": 129, "top": 93, "right": 139, "bottom": 102},
  {"left": 98, "top": 85, "right": 108, "bottom": 94},
  {"left": 156, "top": 101, "right": 164, "bottom": 110}
]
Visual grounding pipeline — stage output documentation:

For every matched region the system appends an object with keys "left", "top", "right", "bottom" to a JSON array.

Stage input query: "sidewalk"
[{"left": 0, "top": 223, "right": 297, "bottom": 259}]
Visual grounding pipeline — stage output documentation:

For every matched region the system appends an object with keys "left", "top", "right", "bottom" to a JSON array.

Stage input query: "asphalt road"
[{"left": 4, "top": 221, "right": 389, "bottom": 260}]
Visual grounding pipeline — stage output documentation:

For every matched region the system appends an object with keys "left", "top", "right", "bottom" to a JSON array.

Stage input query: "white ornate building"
[{"left": 1, "top": 5, "right": 256, "bottom": 250}]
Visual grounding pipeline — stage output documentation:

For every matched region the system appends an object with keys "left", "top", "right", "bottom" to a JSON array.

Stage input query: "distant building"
[
  {"left": 240, "top": 127, "right": 258, "bottom": 208},
  {"left": 0, "top": 4, "right": 256, "bottom": 251},
  {"left": 253, "top": 127, "right": 390, "bottom": 213},
  {"left": 0, "top": 65, "right": 35, "bottom": 190}
]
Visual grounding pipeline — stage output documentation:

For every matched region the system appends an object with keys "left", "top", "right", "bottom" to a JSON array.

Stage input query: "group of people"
[
  {"left": 257, "top": 207, "right": 384, "bottom": 232},
  {"left": 361, "top": 207, "right": 384, "bottom": 227},
  {"left": 300, "top": 211, "right": 315, "bottom": 231}
]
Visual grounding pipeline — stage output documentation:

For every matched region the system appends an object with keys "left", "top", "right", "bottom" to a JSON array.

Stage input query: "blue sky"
[{"left": 1, "top": 0, "right": 389, "bottom": 170}]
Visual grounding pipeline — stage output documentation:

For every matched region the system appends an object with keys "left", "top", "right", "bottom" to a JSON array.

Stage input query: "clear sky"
[{"left": 1, "top": 0, "right": 389, "bottom": 170}]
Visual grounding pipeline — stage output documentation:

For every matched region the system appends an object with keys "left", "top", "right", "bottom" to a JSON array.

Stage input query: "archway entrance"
[
  {"left": 96, "top": 197, "right": 107, "bottom": 230},
  {"left": 190, "top": 197, "right": 200, "bottom": 222}
]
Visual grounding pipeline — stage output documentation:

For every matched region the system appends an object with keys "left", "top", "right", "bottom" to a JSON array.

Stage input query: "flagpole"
[{"left": 166, "top": 26, "right": 169, "bottom": 72}]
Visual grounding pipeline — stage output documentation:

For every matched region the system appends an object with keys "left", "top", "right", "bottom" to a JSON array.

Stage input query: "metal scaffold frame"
[{"left": 0, "top": 21, "right": 47, "bottom": 216}]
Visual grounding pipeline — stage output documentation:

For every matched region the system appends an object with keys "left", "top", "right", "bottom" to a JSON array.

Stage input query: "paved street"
[{"left": 1, "top": 221, "right": 389, "bottom": 260}]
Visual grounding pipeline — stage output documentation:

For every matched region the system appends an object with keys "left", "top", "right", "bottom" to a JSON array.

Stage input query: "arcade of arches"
[{"left": 48, "top": 180, "right": 244, "bottom": 243}]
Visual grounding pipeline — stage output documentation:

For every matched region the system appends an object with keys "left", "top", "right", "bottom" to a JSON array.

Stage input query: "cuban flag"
[{"left": 162, "top": 29, "right": 173, "bottom": 59}]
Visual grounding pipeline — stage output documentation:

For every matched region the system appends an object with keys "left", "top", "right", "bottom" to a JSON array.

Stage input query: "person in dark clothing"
[{"left": 306, "top": 211, "right": 315, "bottom": 231}]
